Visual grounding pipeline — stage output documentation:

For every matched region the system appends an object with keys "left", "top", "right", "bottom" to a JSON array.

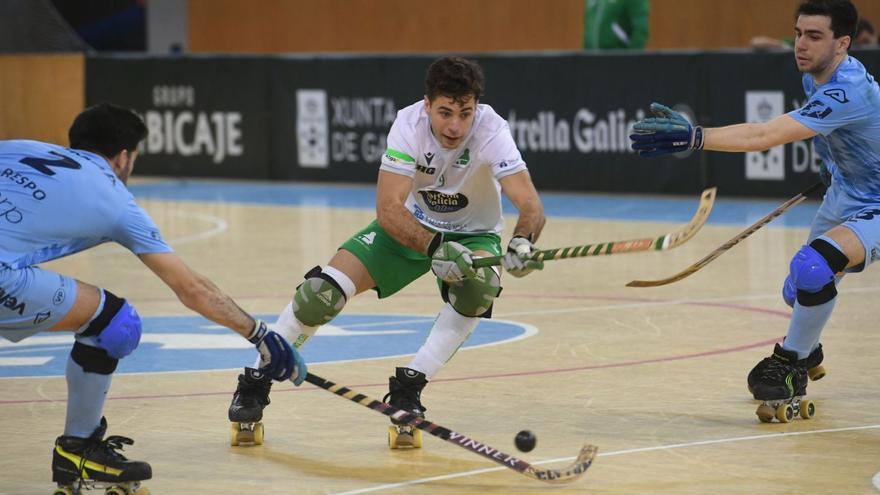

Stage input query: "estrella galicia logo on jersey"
[
  {"left": 0, "top": 314, "right": 536, "bottom": 377},
  {"left": 799, "top": 99, "right": 833, "bottom": 119},
  {"left": 822, "top": 88, "right": 848, "bottom": 104},
  {"left": 418, "top": 191, "right": 469, "bottom": 213},
  {"left": 424, "top": 152, "right": 435, "bottom": 165}
]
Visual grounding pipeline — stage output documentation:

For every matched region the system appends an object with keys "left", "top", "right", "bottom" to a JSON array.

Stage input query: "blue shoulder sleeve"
[
  {"left": 113, "top": 198, "right": 174, "bottom": 254},
  {"left": 787, "top": 83, "right": 868, "bottom": 136}
]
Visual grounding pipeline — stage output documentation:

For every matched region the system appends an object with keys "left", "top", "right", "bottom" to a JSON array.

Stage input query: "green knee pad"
[
  {"left": 293, "top": 273, "right": 347, "bottom": 327},
  {"left": 446, "top": 267, "right": 502, "bottom": 317}
]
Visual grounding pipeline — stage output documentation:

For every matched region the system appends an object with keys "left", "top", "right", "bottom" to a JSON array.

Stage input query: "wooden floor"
[{"left": 2, "top": 180, "right": 879, "bottom": 495}]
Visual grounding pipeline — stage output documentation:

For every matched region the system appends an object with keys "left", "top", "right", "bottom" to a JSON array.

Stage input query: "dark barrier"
[
  {"left": 86, "top": 55, "right": 271, "bottom": 179},
  {"left": 86, "top": 49, "right": 880, "bottom": 197}
]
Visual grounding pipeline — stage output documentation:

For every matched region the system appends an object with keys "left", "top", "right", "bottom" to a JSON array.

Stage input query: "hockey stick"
[
  {"left": 472, "top": 187, "right": 716, "bottom": 268},
  {"left": 303, "top": 372, "right": 598, "bottom": 483},
  {"left": 627, "top": 181, "right": 824, "bottom": 288}
]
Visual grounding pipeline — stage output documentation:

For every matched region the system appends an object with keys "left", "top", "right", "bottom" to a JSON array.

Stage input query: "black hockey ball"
[{"left": 514, "top": 430, "right": 536, "bottom": 452}]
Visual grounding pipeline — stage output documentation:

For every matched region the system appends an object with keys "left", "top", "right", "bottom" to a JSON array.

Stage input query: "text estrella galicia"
[
  {"left": 799, "top": 99, "right": 833, "bottom": 119},
  {"left": 822, "top": 88, "right": 849, "bottom": 104}
]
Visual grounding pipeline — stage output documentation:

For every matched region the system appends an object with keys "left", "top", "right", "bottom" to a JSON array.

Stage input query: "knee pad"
[
  {"left": 81, "top": 291, "right": 142, "bottom": 359},
  {"left": 292, "top": 266, "right": 347, "bottom": 326},
  {"left": 443, "top": 266, "right": 502, "bottom": 317},
  {"left": 781, "top": 274, "right": 796, "bottom": 308},
  {"left": 789, "top": 238, "right": 848, "bottom": 306},
  {"left": 70, "top": 341, "right": 118, "bottom": 374}
]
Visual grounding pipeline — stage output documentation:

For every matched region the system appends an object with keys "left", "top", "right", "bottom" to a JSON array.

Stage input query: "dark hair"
[
  {"left": 424, "top": 56, "right": 485, "bottom": 104},
  {"left": 68, "top": 103, "right": 148, "bottom": 157},
  {"left": 796, "top": 0, "right": 859, "bottom": 43},
  {"left": 856, "top": 19, "right": 875, "bottom": 36}
]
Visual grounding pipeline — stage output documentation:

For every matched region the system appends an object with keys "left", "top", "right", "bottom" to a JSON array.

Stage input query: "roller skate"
[
  {"left": 51, "top": 417, "right": 151, "bottom": 495},
  {"left": 749, "top": 344, "right": 815, "bottom": 423},
  {"left": 383, "top": 367, "right": 427, "bottom": 449},
  {"left": 748, "top": 343, "right": 825, "bottom": 394},
  {"left": 228, "top": 367, "right": 272, "bottom": 446}
]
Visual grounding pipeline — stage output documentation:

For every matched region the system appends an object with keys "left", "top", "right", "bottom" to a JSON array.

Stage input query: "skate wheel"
[
  {"left": 105, "top": 487, "right": 127, "bottom": 495},
  {"left": 253, "top": 422, "right": 264, "bottom": 445},
  {"left": 756, "top": 403, "right": 775, "bottom": 423},
  {"left": 808, "top": 365, "right": 826, "bottom": 381},
  {"left": 776, "top": 403, "right": 793, "bottom": 423},
  {"left": 229, "top": 423, "right": 240, "bottom": 446},
  {"left": 799, "top": 400, "right": 815, "bottom": 419},
  {"left": 411, "top": 428, "right": 422, "bottom": 449},
  {"left": 132, "top": 486, "right": 151, "bottom": 495},
  {"left": 388, "top": 425, "right": 400, "bottom": 449},
  {"left": 52, "top": 488, "right": 74, "bottom": 495}
]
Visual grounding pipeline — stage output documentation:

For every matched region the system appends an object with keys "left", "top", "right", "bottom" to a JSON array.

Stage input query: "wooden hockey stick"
[
  {"left": 303, "top": 372, "right": 597, "bottom": 483},
  {"left": 627, "top": 181, "right": 824, "bottom": 288},
  {"left": 472, "top": 187, "right": 716, "bottom": 268}
]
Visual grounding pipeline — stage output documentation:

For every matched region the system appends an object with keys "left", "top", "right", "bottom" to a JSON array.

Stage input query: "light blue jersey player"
[
  {"left": 630, "top": 0, "right": 872, "bottom": 421},
  {"left": 0, "top": 103, "right": 307, "bottom": 493}
]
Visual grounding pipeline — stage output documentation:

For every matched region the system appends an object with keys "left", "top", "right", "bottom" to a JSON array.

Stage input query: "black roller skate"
[
  {"left": 748, "top": 343, "right": 825, "bottom": 394},
  {"left": 228, "top": 367, "right": 272, "bottom": 446},
  {"left": 52, "top": 417, "right": 151, "bottom": 495},
  {"left": 383, "top": 367, "right": 428, "bottom": 449},
  {"left": 749, "top": 344, "right": 815, "bottom": 423}
]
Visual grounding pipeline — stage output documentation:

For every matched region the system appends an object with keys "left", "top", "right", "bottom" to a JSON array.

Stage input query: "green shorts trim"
[{"left": 339, "top": 220, "right": 502, "bottom": 298}]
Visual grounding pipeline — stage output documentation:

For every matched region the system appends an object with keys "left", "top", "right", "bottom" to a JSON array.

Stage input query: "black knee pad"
[
  {"left": 71, "top": 341, "right": 118, "bottom": 374},
  {"left": 80, "top": 291, "right": 125, "bottom": 337}
]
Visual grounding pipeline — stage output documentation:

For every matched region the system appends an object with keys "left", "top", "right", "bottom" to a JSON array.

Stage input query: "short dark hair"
[
  {"left": 424, "top": 56, "right": 485, "bottom": 104},
  {"left": 796, "top": 0, "right": 859, "bottom": 43},
  {"left": 68, "top": 103, "right": 147, "bottom": 157}
]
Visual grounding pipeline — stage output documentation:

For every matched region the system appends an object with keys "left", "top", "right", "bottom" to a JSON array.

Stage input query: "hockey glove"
[
  {"left": 630, "top": 102, "right": 704, "bottom": 157},
  {"left": 428, "top": 233, "right": 477, "bottom": 283},
  {"left": 249, "top": 320, "right": 308, "bottom": 385},
  {"left": 501, "top": 235, "right": 544, "bottom": 278}
]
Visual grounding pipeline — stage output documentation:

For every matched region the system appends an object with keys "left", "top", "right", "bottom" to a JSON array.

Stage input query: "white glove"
[
  {"left": 501, "top": 235, "right": 544, "bottom": 278},
  {"left": 430, "top": 241, "right": 476, "bottom": 283}
]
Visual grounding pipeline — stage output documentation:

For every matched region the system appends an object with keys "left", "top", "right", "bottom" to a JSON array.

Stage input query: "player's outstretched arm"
[
  {"left": 138, "top": 252, "right": 307, "bottom": 383},
  {"left": 630, "top": 102, "right": 816, "bottom": 156}
]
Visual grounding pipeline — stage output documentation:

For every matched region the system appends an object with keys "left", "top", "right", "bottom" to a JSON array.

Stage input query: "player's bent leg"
[
  {"left": 64, "top": 289, "right": 140, "bottom": 437},
  {"left": 54, "top": 290, "right": 151, "bottom": 491},
  {"left": 749, "top": 237, "right": 847, "bottom": 398}
]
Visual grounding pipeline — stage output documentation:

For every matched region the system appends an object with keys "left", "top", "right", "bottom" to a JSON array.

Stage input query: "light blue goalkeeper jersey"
[
  {"left": 788, "top": 56, "right": 880, "bottom": 201},
  {"left": 0, "top": 140, "right": 172, "bottom": 269}
]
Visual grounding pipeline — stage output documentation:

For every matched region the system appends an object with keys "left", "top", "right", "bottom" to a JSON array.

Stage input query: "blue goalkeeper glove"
[
  {"left": 249, "top": 320, "right": 308, "bottom": 385},
  {"left": 630, "top": 102, "right": 705, "bottom": 157}
]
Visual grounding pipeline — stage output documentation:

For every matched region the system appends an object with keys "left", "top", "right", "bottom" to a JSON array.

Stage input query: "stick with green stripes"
[{"left": 473, "top": 187, "right": 716, "bottom": 269}]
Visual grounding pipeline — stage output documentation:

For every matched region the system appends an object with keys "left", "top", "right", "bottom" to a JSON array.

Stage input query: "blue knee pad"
[
  {"left": 82, "top": 291, "right": 142, "bottom": 359},
  {"left": 781, "top": 274, "right": 796, "bottom": 308},
  {"left": 789, "top": 238, "right": 848, "bottom": 307}
]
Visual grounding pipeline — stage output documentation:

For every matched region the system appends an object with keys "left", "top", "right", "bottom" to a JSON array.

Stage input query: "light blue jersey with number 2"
[{"left": 0, "top": 139, "right": 171, "bottom": 339}]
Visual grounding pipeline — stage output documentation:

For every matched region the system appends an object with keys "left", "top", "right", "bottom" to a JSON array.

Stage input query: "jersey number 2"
[{"left": 19, "top": 151, "right": 81, "bottom": 176}]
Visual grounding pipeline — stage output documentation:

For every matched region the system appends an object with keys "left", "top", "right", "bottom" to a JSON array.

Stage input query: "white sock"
[
  {"left": 322, "top": 265, "right": 357, "bottom": 299},
  {"left": 407, "top": 303, "right": 479, "bottom": 380}
]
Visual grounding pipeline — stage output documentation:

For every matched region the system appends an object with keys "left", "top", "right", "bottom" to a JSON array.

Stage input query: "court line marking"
[
  {"left": 333, "top": 424, "right": 880, "bottom": 495},
  {"left": 873, "top": 470, "right": 880, "bottom": 491}
]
